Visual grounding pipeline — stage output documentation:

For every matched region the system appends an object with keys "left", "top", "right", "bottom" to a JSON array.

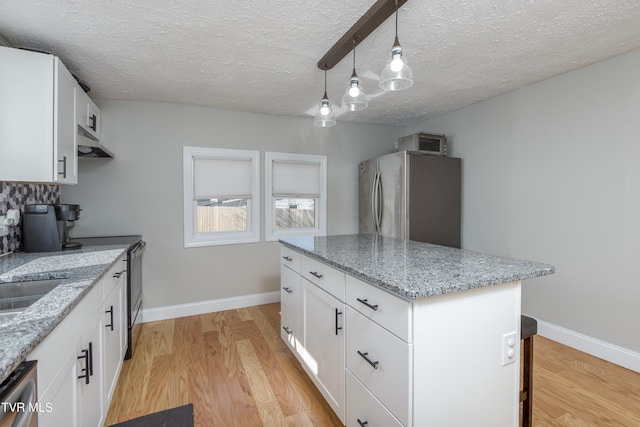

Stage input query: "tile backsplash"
[{"left": 0, "top": 182, "right": 60, "bottom": 255}]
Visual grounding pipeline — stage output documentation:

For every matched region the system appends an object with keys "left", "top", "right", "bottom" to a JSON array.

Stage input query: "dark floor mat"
[{"left": 108, "top": 404, "right": 194, "bottom": 427}]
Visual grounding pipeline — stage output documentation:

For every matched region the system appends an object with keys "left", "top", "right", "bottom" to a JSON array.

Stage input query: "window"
[
  {"left": 183, "top": 147, "right": 260, "bottom": 247},
  {"left": 265, "top": 152, "right": 327, "bottom": 241}
]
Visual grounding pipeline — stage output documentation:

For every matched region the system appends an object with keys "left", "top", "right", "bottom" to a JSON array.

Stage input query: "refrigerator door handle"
[
  {"left": 371, "top": 171, "right": 379, "bottom": 233},
  {"left": 374, "top": 171, "right": 382, "bottom": 233}
]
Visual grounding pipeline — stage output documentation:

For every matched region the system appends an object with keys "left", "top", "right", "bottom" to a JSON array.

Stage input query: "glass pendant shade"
[
  {"left": 380, "top": 8, "right": 413, "bottom": 91},
  {"left": 314, "top": 69, "right": 336, "bottom": 127},
  {"left": 380, "top": 42, "right": 413, "bottom": 91},
  {"left": 342, "top": 72, "right": 368, "bottom": 112},
  {"left": 314, "top": 94, "right": 336, "bottom": 127}
]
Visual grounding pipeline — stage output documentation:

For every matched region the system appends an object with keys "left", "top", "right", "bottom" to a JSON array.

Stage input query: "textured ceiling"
[{"left": 1, "top": 0, "right": 640, "bottom": 126}]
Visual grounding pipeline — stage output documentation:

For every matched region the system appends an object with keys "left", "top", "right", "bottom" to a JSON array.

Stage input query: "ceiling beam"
[{"left": 317, "top": 0, "right": 409, "bottom": 71}]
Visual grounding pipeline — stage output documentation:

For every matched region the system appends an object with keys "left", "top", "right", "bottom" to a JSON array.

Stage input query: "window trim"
[
  {"left": 264, "top": 152, "right": 327, "bottom": 242},
  {"left": 183, "top": 146, "right": 260, "bottom": 247}
]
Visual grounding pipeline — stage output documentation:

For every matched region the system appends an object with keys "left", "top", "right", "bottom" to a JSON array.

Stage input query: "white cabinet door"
[
  {"left": 77, "top": 310, "right": 104, "bottom": 427},
  {"left": 103, "top": 275, "right": 125, "bottom": 406},
  {"left": 53, "top": 57, "right": 77, "bottom": 184},
  {"left": 302, "top": 280, "right": 345, "bottom": 423},
  {"left": 0, "top": 46, "right": 77, "bottom": 184},
  {"left": 38, "top": 344, "right": 80, "bottom": 427},
  {"left": 76, "top": 87, "right": 101, "bottom": 140}
]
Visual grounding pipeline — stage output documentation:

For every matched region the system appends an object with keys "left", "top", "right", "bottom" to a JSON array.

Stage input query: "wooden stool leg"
[{"left": 521, "top": 335, "right": 534, "bottom": 427}]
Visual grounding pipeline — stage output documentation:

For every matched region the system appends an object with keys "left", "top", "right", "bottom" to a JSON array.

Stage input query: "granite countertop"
[
  {"left": 280, "top": 234, "right": 555, "bottom": 300},
  {"left": 0, "top": 245, "right": 129, "bottom": 384}
]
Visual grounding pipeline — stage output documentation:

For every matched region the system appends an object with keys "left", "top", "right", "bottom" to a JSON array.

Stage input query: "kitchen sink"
[{"left": 0, "top": 278, "right": 63, "bottom": 326}]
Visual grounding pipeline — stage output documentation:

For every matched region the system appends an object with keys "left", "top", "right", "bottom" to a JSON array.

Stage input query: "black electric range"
[{"left": 75, "top": 235, "right": 145, "bottom": 360}]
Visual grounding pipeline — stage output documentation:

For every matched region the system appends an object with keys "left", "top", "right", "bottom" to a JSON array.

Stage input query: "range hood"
[{"left": 78, "top": 131, "right": 114, "bottom": 158}]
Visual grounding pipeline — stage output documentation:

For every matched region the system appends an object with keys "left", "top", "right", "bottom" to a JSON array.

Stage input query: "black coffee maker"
[{"left": 23, "top": 204, "right": 83, "bottom": 252}]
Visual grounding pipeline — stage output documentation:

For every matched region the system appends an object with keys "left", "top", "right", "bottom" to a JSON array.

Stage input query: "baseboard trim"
[
  {"left": 537, "top": 320, "right": 640, "bottom": 373},
  {"left": 141, "top": 291, "right": 281, "bottom": 323}
]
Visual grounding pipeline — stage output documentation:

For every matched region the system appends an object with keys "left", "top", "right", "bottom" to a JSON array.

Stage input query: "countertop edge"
[{"left": 280, "top": 237, "right": 555, "bottom": 300}]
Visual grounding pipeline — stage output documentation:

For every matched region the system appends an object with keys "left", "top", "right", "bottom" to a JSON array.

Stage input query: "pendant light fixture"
[
  {"left": 314, "top": 69, "right": 336, "bottom": 127},
  {"left": 379, "top": 2, "right": 413, "bottom": 91},
  {"left": 342, "top": 46, "right": 369, "bottom": 112}
]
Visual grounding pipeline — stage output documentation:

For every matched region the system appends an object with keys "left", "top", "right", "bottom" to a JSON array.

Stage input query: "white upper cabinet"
[
  {"left": 77, "top": 87, "right": 101, "bottom": 140},
  {"left": 0, "top": 46, "right": 78, "bottom": 184}
]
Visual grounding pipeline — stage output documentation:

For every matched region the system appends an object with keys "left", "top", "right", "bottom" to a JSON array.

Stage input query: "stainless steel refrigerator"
[{"left": 359, "top": 151, "right": 461, "bottom": 248}]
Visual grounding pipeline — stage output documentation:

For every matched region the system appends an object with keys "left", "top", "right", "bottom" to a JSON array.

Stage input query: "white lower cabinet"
[
  {"left": 280, "top": 303, "right": 303, "bottom": 359},
  {"left": 77, "top": 310, "right": 105, "bottom": 427},
  {"left": 345, "top": 307, "right": 411, "bottom": 426},
  {"left": 37, "top": 345, "right": 80, "bottom": 427},
  {"left": 103, "top": 275, "right": 126, "bottom": 406},
  {"left": 302, "top": 280, "right": 345, "bottom": 423},
  {"left": 346, "top": 371, "right": 403, "bottom": 427},
  {"left": 28, "top": 254, "right": 127, "bottom": 427}
]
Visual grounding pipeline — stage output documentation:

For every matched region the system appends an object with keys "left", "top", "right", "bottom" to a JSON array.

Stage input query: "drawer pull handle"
[
  {"left": 58, "top": 156, "right": 67, "bottom": 178},
  {"left": 282, "top": 286, "right": 293, "bottom": 294},
  {"left": 282, "top": 256, "right": 293, "bottom": 262},
  {"left": 77, "top": 348, "right": 90, "bottom": 384},
  {"left": 335, "top": 308, "right": 343, "bottom": 335},
  {"left": 282, "top": 326, "right": 292, "bottom": 335},
  {"left": 357, "top": 420, "right": 369, "bottom": 427},
  {"left": 357, "top": 350, "right": 379, "bottom": 369},
  {"left": 113, "top": 271, "right": 123, "bottom": 278},
  {"left": 356, "top": 298, "right": 379, "bottom": 311},
  {"left": 105, "top": 305, "right": 114, "bottom": 331},
  {"left": 310, "top": 271, "right": 323, "bottom": 279}
]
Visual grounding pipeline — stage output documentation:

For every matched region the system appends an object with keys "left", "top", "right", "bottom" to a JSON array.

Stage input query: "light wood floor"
[{"left": 105, "top": 303, "right": 640, "bottom": 426}]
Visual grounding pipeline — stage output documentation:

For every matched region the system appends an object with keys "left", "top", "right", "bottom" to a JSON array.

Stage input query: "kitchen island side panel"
[{"left": 412, "top": 281, "right": 521, "bottom": 427}]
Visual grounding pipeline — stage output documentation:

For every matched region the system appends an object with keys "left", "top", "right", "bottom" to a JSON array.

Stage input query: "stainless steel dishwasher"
[{"left": 0, "top": 360, "right": 38, "bottom": 427}]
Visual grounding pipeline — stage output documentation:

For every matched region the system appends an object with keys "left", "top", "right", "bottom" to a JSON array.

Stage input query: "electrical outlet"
[
  {"left": 502, "top": 331, "right": 517, "bottom": 366},
  {"left": 0, "top": 216, "right": 8, "bottom": 237}
]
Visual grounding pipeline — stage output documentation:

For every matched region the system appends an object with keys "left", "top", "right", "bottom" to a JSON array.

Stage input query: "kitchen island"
[{"left": 279, "top": 234, "right": 554, "bottom": 427}]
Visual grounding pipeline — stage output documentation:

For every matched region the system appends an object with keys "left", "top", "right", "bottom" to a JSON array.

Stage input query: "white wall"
[
  {"left": 407, "top": 49, "right": 640, "bottom": 355},
  {"left": 62, "top": 100, "right": 401, "bottom": 311}
]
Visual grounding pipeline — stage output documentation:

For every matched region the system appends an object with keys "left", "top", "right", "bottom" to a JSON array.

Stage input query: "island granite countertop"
[
  {"left": 280, "top": 234, "right": 554, "bottom": 300},
  {"left": 0, "top": 245, "right": 129, "bottom": 384}
]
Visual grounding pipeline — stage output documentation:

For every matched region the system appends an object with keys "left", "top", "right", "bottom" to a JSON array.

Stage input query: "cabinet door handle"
[
  {"left": 282, "top": 256, "right": 293, "bottom": 262},
  {"left": 77, "top": 348, "right": 90, "bottom": 384},
  {"left": 89, "top": 114, "right": 97, "bottom": 131},
  {"left": 356, "top": 298, "right": 379, "bottom": 311},
  {"left": 105, "top": 305, "right": 114, "bottom": 331},
  {"left": 310, "top": 271, "right": 323, "bottom": 279},
  {"left": 357, "top": 419, "right": 369, "bottom": 427},
  {"left": 88, "top": 341, "right": 94, "bottom": 377},
  {"left": 335, "top": 308, "right": 343, "bottom": 335},
  {"left": 58, "top": 156, "right": 67, "bottom": 178},
  {"left": 357, "top": 350, "right": 379, "bottom": 369},
  {"left": 282, "top": 286, "right": 293, "bottom": 294},
  {"left": 282, "top": 326, "right": 292, "bottom": 335},
  {"left": 113, "top": 271, "right": 123, "bottom": 278}
]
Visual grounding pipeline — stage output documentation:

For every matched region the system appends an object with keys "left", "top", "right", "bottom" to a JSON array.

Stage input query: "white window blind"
[
  {"left": 272, "top": 161, "right": 321, "bottom": 197},
  {"left": 194, "top": 158, "right": 253, "bottom": 199}
]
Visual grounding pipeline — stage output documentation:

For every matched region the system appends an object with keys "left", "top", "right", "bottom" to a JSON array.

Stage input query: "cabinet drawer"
[
  {"left": 103, "top": 255, "right": 126, "bottom": 299},
  {"left": 346, "top": 275, "right": 412, "bottom": 342},
  {"left": 280, "top": 265, "right": 302, "bottom": 316},
  {"left": 346, "top": 307, "right": 411, "bottom": 426},
  {"left": 280, "top": 303, "right": 303, "bottom": 360},
  {"left": 301, "top": 256, "right": 345, "bottom": 302},
  {"left": 346, "top": 370, "right": 404, "bottom": 427},
  {"left": 280, "top": 245, "right": 301, "bottom": 273}
]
